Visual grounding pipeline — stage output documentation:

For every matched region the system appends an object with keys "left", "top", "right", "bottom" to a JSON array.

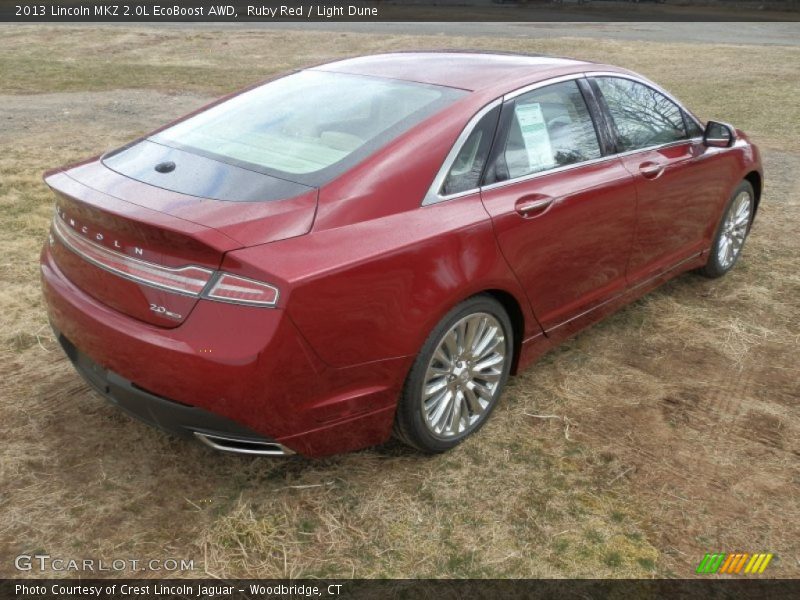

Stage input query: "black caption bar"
[
  {"left": 3, "top": 580, "right": 800, "bottom": 600},
  {"left": 5, "top": 1, "right": 380, "bottom": 20},
  {"left": 1, "top": 0, "right": 799, "bottom": 22}
]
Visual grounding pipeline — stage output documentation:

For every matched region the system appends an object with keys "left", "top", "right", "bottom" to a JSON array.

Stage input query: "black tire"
[
  {"left": 393, "top": 294, "right": 514, "bottom": 453},
  {"left": 698, "top": 180, "right": 755, "bottom": 279}
]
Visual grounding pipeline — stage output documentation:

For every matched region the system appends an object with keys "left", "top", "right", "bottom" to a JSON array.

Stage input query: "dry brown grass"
[{"left": 0, "top": 25, "right": 798, "bottom": 579}]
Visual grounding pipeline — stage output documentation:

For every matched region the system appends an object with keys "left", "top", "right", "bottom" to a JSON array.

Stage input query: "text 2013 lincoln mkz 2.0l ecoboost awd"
[{"left": 40, "top": 52, "right": 763, "bottom": 457}]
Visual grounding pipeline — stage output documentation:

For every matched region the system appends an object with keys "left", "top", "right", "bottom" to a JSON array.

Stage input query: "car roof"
[{"left": 309, "top": 51, "right": 598, "bottom": 95}]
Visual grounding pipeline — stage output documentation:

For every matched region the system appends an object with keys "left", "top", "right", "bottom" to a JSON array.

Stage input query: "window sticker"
[{"left": 515, "top": 102, "right": 554, "bottom": 171}]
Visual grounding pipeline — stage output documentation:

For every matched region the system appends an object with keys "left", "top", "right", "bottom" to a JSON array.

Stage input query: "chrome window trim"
[
  {"left": 422, "top": 71, "right": 705, "bottom": 206},
  {"left": 480, "top": 136, "right": 703, "bottom": 193},
  {"left": 502, "top": 72, "right": 587, "bottom": 101},
  {"left": 481, "top": 153, "right": 614, "bottom": 193}
]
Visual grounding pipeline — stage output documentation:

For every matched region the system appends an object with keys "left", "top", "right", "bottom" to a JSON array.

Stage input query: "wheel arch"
[
  {"left": 744, "top": 170, "right": 762, "bottom": 215},
  {"left": 414, "top": 287, "right": 529, "bottom": 376},
  {"left": 480, "top": 289, "right": 526, "bottom": 375}
]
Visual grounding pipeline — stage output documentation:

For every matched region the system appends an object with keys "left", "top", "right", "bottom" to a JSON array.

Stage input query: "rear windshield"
[{"left": 152, "top": 70, "right": 466, "bottom": 186}]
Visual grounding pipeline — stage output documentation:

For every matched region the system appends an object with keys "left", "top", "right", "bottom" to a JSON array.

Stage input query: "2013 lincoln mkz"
[{"left": 40, "top": 53, "right": 763, "bottom": 456}]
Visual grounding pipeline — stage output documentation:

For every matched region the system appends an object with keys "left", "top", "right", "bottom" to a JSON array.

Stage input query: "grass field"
[{"left": 0, "top": 25, "right": 798, "bottom": 579}]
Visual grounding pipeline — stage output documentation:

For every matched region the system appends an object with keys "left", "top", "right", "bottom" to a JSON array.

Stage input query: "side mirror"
[{"left": 703, "top": 121, "right": 736, "bottom": 148}]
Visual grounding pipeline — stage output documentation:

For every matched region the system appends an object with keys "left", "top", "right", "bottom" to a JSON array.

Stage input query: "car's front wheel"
[
  {"left": 393, "top": 295, "right": 513, "bottom": 453},
  {"left": 699, "top": 180, "right": 755, "bottom": 279}
]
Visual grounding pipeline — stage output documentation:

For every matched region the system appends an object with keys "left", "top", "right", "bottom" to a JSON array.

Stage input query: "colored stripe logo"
[{"left": 696, "top": 553, "right": 774, "bottom": 574}]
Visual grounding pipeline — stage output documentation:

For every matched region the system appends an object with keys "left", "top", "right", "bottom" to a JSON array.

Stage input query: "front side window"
[
  {"left": 153, "top": 70, "right": 466, "bottom": 185},
  {"left": 684, "top": 111, "right": 704, "bottom": 138},
  {"left": 501, "top": 80, "right": 602, "bottom": 181},
  {"left": 593, "top": 77, "right": 687, "bottom": 152}
]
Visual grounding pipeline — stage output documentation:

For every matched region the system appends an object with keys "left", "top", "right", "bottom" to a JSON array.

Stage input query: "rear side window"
[
  {"left": 441, "top": 106, "right": 500, "bottom": 196},
  {"left": 593, "top": 77, "right": 687, "bottom": 152},
  {"left": 502, "top": 80, "right": 602, "bottom": 180}
]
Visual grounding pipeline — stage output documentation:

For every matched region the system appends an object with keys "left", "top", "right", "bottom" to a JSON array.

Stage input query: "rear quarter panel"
[{"left": 225, "top": 193, "right": 539, "bottom": 368}]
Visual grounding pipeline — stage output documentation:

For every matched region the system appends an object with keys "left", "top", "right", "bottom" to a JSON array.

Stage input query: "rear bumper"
[
  {"left": 41, "top": 245, "right": 406, "bottom": 457},
  {"left": 55, "top": 331, "right": 294, "bottom": 455}
]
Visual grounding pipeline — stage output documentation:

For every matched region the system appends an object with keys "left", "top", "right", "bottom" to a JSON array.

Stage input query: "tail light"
[
  {"left": 203, "top": 273, "right": 279, "bottom": 307},
  {"left": 52, "top": 216, "right": 280, "bottom": 307}
]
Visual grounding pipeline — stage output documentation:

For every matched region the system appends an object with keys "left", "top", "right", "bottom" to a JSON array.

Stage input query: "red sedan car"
[{"left": 41, "top": 52, "right": 763, "bottom": 457}]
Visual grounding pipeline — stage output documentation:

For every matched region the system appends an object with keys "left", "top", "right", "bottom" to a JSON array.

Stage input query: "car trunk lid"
[{"left": 45, "top": 156, "right": 317, "bottom": 328}]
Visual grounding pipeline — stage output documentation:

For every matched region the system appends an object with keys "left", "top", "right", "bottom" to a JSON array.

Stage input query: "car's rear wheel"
[
  {"left": 393, "top": 295, "right": 513, "bottom": 453},
  {"left": 698, "top": 181, "right": 755, "bottom": 279}
]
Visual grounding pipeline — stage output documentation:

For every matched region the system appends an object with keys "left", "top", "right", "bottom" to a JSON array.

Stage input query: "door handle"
[
  {"left": 515, "top": 196, "right": 554, "bottom": 218},
  {"left": 638, "top": 161, "right": 665, "bottom": 179}
]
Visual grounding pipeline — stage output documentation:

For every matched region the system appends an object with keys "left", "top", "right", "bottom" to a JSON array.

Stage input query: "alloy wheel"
[
  {"left": 421, "top": 312, "right": 507, "bottom": 439},
  {"left": 717, "top": 190, "right": 752, "bottom": 270}
]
